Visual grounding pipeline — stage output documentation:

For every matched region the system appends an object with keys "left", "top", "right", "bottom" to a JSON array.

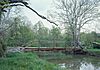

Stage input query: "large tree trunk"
[
  {"left": 0, "top": 36, "right": 6, "bottom": 57},
  {"left": 0, "top": 11, "right": 6, "bottom": 57},
  {"left": 71, "top": 22, "right": 78, "bottom": 48},
  {"left": 72, "top": 30, "right": 77, "bottom": 48},
  {"left": 75, "top": 27, "right": 83, "bottom": 49}
]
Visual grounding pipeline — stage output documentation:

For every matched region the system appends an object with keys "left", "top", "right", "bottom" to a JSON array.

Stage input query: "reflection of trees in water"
[
  {"left": 65, "top": 60, "right": 82, "bottom": 70},
  {"left": 47, "top": 56, "right": 100, "bottom": 70},
  {"left": 82, "top": 57, "right": 100, "bottom": 68},
  {"left": 64, "top": 57, "right": 100, "bottom": 70},
  {"left": 80, "top": 62, "right": 100, "bottom": 70},
  {"left": 81, "top": 62, "right": 93, "bottom": 70}
]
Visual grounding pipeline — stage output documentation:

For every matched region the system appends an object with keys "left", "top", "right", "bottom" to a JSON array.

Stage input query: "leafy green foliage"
[
  {"left": 0, "top": 53, "right": 63, "bottom": 70},
  {"left": 6, "top": 17, "right": 35, "bottom": 47},
  {"left": 2, "top": 17, "right": 100, "bottom": 49},
  {"left": 63, "top": 34, "right": 72, "bottom": 47},
  {"left": 80, "top": 32, "right": 100, "bottom": 48}
]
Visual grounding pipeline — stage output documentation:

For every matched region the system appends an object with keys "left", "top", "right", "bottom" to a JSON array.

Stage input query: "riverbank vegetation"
[{"left": 0, "top": 52, "right": 66, "bottom": 70}]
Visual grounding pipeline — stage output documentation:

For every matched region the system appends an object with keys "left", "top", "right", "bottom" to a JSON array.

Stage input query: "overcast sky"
[
  {"left": 21, "top": 0, "right": 100, "bottom": 32},
  {"left": 22, "top": 0, "right": 54, "bottom": 28}
]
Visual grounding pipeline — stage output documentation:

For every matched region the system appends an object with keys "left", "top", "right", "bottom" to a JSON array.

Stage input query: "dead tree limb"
[
  {"left": 23, "top": 4, "right": 58, "bottom": 26},
  {"left": 0, "top": 0, "right": 58, "bottom": 26}
]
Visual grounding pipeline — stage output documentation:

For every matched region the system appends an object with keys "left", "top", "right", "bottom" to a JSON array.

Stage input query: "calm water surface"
[{"left": 43, "top": 55, "right": 100, "bottom": 70}]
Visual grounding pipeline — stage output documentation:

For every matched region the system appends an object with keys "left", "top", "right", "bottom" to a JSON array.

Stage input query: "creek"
[{"left": 41, "top": 55, "right": 100, "bottom": 70}]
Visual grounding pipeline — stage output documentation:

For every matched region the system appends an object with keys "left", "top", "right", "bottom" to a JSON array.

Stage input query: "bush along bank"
[{"left": 0, "top": 52, "right": 66, "bottom": 70}]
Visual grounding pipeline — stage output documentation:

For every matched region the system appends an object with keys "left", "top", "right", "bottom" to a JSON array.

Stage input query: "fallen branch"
[
  {"left": 23, "top": 4, "right": 58, "bottom": 26},
  {"left": 0, "top": 1, "right": 58, "bottom": 26}
]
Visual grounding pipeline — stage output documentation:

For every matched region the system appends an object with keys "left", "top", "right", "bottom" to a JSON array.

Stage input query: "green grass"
[
  {"left": 85, "top": 49, "right": 100, "bottom": 52},
  {"left": 84, "top": 49, "right": 100, "bottom": 55},
  {"left": 36, "top": 51, "right": 67, "bottom": 60},
  {"left": 0, "top": 52, "right": 66, "bottom": 70}
]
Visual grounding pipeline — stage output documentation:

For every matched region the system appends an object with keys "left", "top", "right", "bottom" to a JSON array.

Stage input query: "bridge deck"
[{"left": 23, "top": 47, "right": 68, "bottom": 52}]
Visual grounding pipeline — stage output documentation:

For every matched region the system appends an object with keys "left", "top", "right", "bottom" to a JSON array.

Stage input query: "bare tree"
[{"left": 51, "top": 0, "right": 100, "bottom": 48}]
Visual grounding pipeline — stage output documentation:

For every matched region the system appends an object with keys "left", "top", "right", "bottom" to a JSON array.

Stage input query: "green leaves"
[
  {"left": 0, "top": 53, "right": 61, "bottom": 70},
  {"left": 6, "top": 17, "right": 35, "bottom": 47}
]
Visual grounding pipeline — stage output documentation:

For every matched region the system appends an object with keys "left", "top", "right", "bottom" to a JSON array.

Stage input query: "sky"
[
  {"left": 22, "top": 0, "right": 54, "bottom": 28},
  {"left": 21, "top": 0, "right": 100, "bottom": 33}
]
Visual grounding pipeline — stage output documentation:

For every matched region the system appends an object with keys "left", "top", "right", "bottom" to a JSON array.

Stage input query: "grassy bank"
[
  {"left": 0, "top": 52, "right": 65, "bottom": 70},
  {"left": 85, "top": 49, "right": 100, "bottom": 52},
  {"left": 84, "top": 49, "right": 100, "bottom": 55},
  {"left": 36, "top": 51, "right": 67, "bottom": 60}
]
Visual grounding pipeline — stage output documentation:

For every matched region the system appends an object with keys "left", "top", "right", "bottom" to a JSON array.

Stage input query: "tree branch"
[
  {"left": 10, "top": 1, "right": 58, "bottom": 26},
  {"left": 23, "top": 4, "right": 58, "bottom": 26},
  {"left": 0, "top": 1, "right": 58, "bottom": 26}
]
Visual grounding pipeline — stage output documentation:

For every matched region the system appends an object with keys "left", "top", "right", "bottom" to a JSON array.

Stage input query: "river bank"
[
  {"left": 0, "top": 52, "right": 65, "bottom": 70},
  {"left": 39, "top": 54, "right": 100, "bottom": 70}
]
